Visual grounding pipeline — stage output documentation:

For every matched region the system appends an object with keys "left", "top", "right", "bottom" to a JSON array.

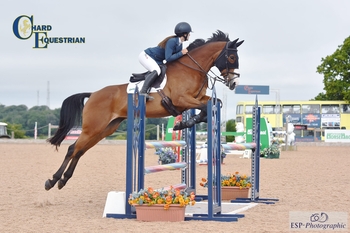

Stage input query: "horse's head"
[
  {"left": 214, "top": 38, "right": 244, "bottom": 90},
  {"left": 178, "top": 31, "right": 244, "bottom": 91}
]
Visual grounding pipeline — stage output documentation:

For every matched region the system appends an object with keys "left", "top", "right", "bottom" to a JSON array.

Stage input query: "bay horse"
[{"left": 45, "top": 30, "right": 244, "bottom": 191}]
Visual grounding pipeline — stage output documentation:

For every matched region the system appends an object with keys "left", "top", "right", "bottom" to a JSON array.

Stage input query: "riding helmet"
[{"left": 174, "top": 22, "right": 192, "bottom": 36}]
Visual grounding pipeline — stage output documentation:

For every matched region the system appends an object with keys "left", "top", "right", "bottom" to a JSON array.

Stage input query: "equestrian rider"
[{"left": 138, "top": 22, "right": 192, "bottom": 100}]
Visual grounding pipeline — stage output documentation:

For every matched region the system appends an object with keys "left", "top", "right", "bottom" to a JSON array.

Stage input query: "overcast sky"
[{"left": 1, "top": 0, "right": 349, "bottom": 120}]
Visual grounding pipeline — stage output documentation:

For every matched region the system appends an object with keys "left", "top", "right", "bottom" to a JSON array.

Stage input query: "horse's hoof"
[
  {"left": 57, "top": 180, "right": 65, "bottom": 190},
  {"left": 173, "top": 121, "right": 186, "bottom": 131},
  {"left": 173, "top": 123, "right": 182, "bottom": 131},
  {"left": 45, "top": 180, "right": 53, "bottom": 191}
]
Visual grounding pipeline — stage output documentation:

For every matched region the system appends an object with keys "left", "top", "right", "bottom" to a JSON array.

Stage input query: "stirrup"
[{"left": 140, "top": 93, "right": 154, "bottom": 101}]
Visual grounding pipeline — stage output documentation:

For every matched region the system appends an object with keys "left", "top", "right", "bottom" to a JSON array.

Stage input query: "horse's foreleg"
[
  {"left": 45, "top": 143, "right": 76, "bottom": 190},
  {"left": 173, "top": 105, "right": 208, "bottom": 130}
]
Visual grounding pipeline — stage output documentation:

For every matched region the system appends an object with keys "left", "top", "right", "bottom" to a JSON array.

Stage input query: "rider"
[{"left": 138, "top": 22, "right": 192, "bottom": 100}]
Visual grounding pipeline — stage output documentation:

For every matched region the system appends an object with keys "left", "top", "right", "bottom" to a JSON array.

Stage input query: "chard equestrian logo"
[{"left": 13, "top": 15, "right": 85, "bottom": 49}]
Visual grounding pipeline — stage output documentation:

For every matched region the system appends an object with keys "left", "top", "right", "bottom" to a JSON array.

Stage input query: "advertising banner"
[{"left": 324, "top": 130, "right": 350, "bottom": 142}]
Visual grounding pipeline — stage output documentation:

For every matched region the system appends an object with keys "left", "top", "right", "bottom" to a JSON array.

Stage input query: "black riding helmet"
[{"left": 174, "top": 22, "right": 192, "bottom": 41}]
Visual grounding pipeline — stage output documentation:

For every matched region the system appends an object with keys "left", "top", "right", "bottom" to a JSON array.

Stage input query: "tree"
[
  {"left": 225, "top": 119, "right": 236, "bottom": 142},
  {"left": 7, "top": 123, "right": 26, "bottom": 138},
  {"left": 315, "top": 36, "right": 350, "bottom": 102}
]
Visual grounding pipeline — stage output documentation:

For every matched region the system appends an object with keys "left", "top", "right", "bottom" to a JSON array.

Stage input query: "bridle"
[
  {"left": 214, "top": 42, "right": 240, "bottom": 79},
  {"left": 178, "top": 41, "right": 240, "bottom": 93}
]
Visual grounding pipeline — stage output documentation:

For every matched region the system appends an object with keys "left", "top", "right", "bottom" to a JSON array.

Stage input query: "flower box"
[
  {"left": 221, "top": 186, "right": 249, "bottom": 200},
  {"left": 128, "top": 187, "right": 195, "bottom": 222},
  {"left": 134, "top": 204, "right": 185, "bottom": 222},
  {"left": 200, "top": 172, "right": 252, "bottom": 201}
]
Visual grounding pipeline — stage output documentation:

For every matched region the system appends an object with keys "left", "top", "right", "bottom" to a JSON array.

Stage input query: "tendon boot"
[{"left": 140, "top": 70, "right": 158, "bottom": 101}]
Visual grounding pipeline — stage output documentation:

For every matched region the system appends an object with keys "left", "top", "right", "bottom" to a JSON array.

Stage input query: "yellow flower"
[
  {"left": 129, "top": 187, "right": 195, "bottom": 209},
  {"left": 157, "top": 199, "right": 164, "bottom": 204}
]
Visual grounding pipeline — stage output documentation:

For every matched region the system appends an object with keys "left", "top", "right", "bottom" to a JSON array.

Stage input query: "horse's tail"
[{"left": 47, "top": 92, "right": 91, "bottom": 149}]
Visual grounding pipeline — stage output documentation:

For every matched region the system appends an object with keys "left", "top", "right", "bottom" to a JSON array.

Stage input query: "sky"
[{"left": 1, "top": 0, "right": 350, "bottom": 121}]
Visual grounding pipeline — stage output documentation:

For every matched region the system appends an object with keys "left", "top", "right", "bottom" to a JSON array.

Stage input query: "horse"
[{"left": 45, "top": 30, "right": 244, "bottom": 191}]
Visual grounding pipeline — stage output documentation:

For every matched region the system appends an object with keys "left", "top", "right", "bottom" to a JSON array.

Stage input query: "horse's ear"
[
  {"left": 231, "top": 38, "right": 239, "bottom": 45},
  {"left": 227, "top": 38, "right": 239, "bottom": 48},
  {"left": 236, "top": 40, "right": 244, "bottom": 47}
]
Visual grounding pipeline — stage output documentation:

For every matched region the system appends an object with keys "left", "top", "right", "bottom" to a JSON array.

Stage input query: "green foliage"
[
  {"left": 114, "top": 134, "right": 126, "bottom": 140},
  {"left": 6, "top": 123, "right": 26, "bottom": 138},
  {"left": 144, "top": 118, "right": 168, "bottom": 140},
  {"left": 0, "top": 104, "right": 60, "bottom": 138},
  {"left": 225, "top": 119, "right": 236, "bottom": 142},
  {"left": 145, "top": 124, "right": 157, "bottom": 140},
  {"left": 0, "top": 104, "right": 179, "bottom": 140},
  {"left": 316, "top": 36, "right": 350, "bottom": 102}
]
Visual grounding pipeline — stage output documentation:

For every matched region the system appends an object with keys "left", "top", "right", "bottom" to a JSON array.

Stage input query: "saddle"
[
  {"left": 129, "top": 64, "right": 181, "bottom": 117},
  {"left": 129, "top": 65, "right": 167, "bottom": 89}
]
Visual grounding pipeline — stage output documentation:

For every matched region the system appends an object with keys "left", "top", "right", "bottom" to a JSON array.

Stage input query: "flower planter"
[
  {"left": 134, "top": 204, "right": 185, "bottom": 222},
  {"left": 160, "top": 160, "right": 176, "bottom": 165},
  {"left": 221, "top": 186, "right": 250, "bottom": 200}
]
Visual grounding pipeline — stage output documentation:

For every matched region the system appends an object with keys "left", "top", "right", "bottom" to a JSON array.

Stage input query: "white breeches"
[{"left": 138, "top": 51, "right": 161, "bottom": 75}]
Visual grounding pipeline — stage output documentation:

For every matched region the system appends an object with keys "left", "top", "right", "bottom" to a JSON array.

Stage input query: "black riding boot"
[{"left": 140, "top": 70, "right": 158, "bottom": 101}]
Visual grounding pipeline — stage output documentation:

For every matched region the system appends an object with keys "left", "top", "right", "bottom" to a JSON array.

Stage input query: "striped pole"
[
  {"left": 221, "top": 143, "right": 257, "bottom": 150},
  {"left": 145, "top": 140, "right": 186, "bottom": 149},
  {"left": 144, "top": 162, "right": 187, "bottom": 174}
]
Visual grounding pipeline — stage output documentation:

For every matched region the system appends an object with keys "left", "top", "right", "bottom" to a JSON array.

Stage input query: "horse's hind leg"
[
  {"left": 54, "top": 118, "right": 126, "bottom": 190},
  {"left": 45, "top": 143, "right": 76, "bottom": 190},
  {"left": 57, "top": 150, "right": 84, "bottom": 189}
]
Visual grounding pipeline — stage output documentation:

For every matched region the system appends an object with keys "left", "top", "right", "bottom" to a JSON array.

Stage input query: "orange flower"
[
  {"left": 129, "top": 187, "right": 194, "bottom": 209},
  {"left": 152, "top": 192, "right": 159, "bottom": 199},
  {"left": 147, "top": 187, "right": 154, "bottom": 194},
  {"left": 165, "top": 195, "right": 172, "bottom": 203},
  {"left": 190, "top": 192, "right": 195, "bottom": 200},
  {"left": 201, "top": 178, "right": 207, "bottom": 182}
]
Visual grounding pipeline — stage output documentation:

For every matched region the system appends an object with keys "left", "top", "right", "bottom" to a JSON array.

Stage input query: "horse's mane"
[{"left": 187, "top": 30, "right": 230, "bottom": 52}]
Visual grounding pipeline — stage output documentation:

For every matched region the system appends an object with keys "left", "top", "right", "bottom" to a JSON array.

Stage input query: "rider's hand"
[{"left": 182, "top": 48, "right": 188, "bottom": 55}]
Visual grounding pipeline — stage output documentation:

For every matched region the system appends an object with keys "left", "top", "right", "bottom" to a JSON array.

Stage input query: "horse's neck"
[{"left": 181, "top": 42, "right": 226, "bottom": 73}]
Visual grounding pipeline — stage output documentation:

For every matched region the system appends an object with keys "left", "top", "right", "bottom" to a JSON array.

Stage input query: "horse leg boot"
[{"left": 140, "top": 70, "right": 158, "bottom": 101}]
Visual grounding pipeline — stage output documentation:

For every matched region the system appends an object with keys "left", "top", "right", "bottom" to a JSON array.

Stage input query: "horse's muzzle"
[{"left": 226, "top": 72, "right": 240, "bottom": 90}]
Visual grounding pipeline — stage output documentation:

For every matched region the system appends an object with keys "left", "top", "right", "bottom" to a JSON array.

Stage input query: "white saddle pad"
[{"left": 126, "top": 76, "right": 167, "bottom": 94}]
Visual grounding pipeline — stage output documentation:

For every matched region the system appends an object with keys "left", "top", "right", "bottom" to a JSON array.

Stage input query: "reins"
[{"left": 178, "top": 53, "right": 226, "bottom": 95}]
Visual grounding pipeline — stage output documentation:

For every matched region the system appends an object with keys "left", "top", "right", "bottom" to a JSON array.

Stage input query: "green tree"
[
  {"left": 225, "top": 119, "right": 236, "bottom": 142},
  {"left": 7, "top": 123, "right": 26, "bottom": 138},
  {"left": 315, "top": 36, "right": 350, "bottom": 101},
  {"left": 145, "top": 124, "right": 158, "bottom": 140}
]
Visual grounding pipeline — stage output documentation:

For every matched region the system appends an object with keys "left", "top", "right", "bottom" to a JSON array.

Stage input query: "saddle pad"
[{"left": 126, "top": 76, "right": 167, "bottom": 94}]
